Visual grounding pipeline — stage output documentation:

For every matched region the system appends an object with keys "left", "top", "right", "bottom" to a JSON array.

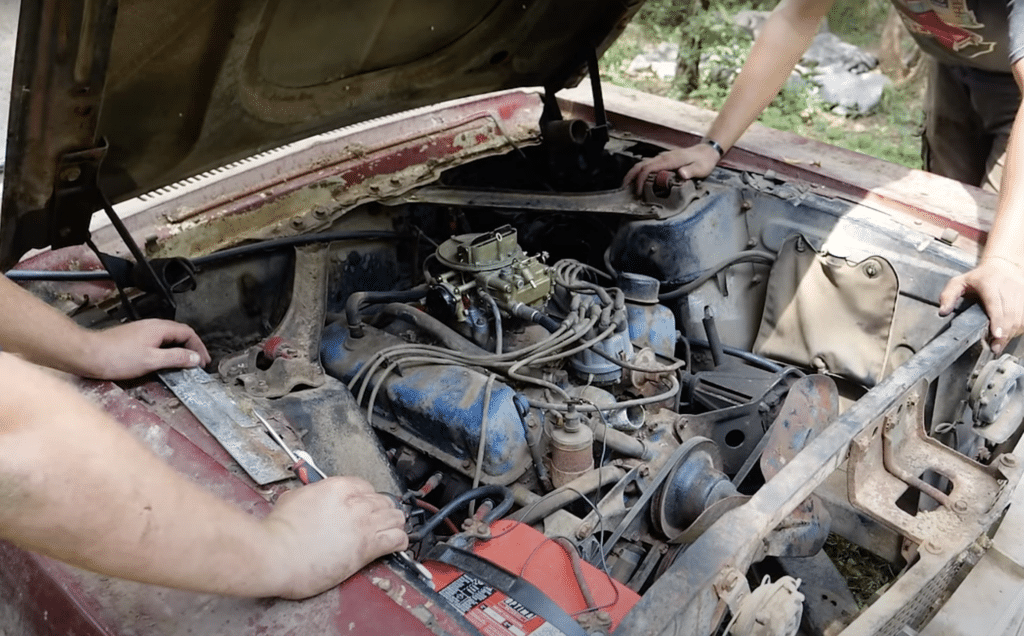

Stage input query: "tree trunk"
[
  {"left": 674, "top": 0, "right": 712, "bottom": 96},
  {"left": 879, "top": 4, "right": 922, "bottom": 83}
]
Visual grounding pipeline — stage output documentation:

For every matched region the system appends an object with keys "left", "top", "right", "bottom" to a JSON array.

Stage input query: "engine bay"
[{"left": 67, "top": 129, "right": 1024, "bottom": 636}]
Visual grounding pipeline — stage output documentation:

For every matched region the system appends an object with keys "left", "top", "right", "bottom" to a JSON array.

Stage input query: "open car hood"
[{"left": 0, "top": 0, "right": 639, "bottom": 268}]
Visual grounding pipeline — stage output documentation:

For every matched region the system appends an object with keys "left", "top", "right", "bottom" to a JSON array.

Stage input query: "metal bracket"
[
  {"left": 51, "top": 144, "right": 108, "bottom": 249},
  {"left": 848, "top": 380, "right": 1015, "bottom": 550},
  {"left": 219, "top": 244, "right": 329, "bottom": 398}
]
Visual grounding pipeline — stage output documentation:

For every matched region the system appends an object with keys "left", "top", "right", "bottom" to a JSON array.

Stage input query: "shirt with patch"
[{"left": 892, "top": 0, "right": 1024, "bottom": 72}]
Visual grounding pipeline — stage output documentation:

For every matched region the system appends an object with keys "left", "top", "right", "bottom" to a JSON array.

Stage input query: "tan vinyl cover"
[{"left": 754, "top": 235, "right": 899, "bottom": 387}]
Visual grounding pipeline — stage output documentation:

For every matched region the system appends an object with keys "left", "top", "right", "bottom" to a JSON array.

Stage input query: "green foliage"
[
  {"left": 834, "top": 83, "right": 924, "bottom": 169},
  {"left": 637, "top": 0, "right": 773, "bottom": 28},
  {"left": 827, "top": 0, "right": 892, "bottom": 48},
  {"left": 675, "top": 3, "right": 754, "bottom": 95}
]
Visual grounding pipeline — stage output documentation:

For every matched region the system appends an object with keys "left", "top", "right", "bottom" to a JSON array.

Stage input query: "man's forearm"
[
  {"left": 0, "top": 353, "right": 284, "bottom": 596},
  {"left": 707, "top": 0, "right": 834, "bottom": 150},
  {"left": 0, "top": 275, "right": 97, "bottom": 375},
  {"left": 937, "top": 59, "right": 1024, "bottom": 350}
]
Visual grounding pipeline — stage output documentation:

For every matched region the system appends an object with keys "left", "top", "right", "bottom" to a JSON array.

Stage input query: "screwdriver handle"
[
  {"left": 293, "top": 459, "right": 323, "bottom": 484},
  {"left": 292, "top": 450, "right": 327, "bottom": 484}
]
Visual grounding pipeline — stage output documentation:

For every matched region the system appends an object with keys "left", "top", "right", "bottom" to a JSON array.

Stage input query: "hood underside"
[{"left": 0, "top": 0, "right": 641, "bottom": 269}]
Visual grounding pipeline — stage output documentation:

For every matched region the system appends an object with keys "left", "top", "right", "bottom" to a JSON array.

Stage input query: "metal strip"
[
  {"left": 395, "top": 185, "right": 677, "bottom": 218},
  {"left": 159, "top": 367, "right": 293, "bottom": 485}
]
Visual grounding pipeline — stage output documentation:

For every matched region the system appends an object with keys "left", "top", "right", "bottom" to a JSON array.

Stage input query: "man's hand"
[
  {"left": 79, "top": 320, "right": 212, "bottom": 380},
  {"left": 939, "top": 257, "right": 1024, "bottom": 355},
  {"left": 622, "top": 144, "right": 721, "bottom": 194},
  {"left": 261, "top": 477, "right": 409, "bottom": 600}
]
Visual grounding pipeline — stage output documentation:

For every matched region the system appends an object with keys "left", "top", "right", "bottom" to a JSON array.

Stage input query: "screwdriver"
[
  {"left": 253, "top": 411, "right": 434, "bottom": 587},
  {"left": 254, "top": 411, "right": 327, "bottom": 484}
]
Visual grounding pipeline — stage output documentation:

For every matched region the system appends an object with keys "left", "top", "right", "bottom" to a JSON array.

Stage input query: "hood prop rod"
[
  {"left": 585, "top": 47, "right": 609, "bottom": 149},
  {"left": 52, "top": 141, "right": 184, "bottom": 318},
  {"left": 97, "top": 191, "right": 177, "bottom": 313}
]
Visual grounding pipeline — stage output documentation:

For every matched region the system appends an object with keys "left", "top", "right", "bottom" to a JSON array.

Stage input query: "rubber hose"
[
  {"left": 377, "top": 303, "right": 492, "bottom": 356},
  {"left": 342, "top": 286, "right": 428, "bottom": 334}
]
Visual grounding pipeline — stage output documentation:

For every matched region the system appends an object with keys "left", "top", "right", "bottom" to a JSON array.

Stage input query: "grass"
[{"left": 599, "top": 8, "right": 924, "bottom": 171}]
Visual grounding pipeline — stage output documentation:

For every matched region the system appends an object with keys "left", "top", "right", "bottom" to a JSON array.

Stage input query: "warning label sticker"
[
  {"left": 438, "top": 574, "right": 565, "bottom": 636},
  {"left": 439, "top": 575, "right": 494, "bottom": 614}
]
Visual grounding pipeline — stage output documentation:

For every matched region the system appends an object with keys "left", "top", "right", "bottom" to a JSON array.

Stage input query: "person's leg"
[
  {"left": 922, "top": 58, "right": 989, "bottom": 186},
  {"left": 982, "top": 133, "right": 1008, "bottom": 192},
  {"left": 968, "top": 69, "right": 1021, "bottom": 193}
]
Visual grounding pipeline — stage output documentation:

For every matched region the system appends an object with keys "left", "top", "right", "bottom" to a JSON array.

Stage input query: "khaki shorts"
[{"left": 923, "top": 58, "right": 1021, "bottom": 193}]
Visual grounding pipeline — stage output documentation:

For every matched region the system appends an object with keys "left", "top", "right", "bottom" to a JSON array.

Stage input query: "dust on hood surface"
[{"left": 1, "top": 0, "right": 641, "bottom": 268}]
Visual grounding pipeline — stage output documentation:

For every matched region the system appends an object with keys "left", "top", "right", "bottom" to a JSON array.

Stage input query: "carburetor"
[{"left": 426, "top": 225, "right": 553, "bottom": 333}]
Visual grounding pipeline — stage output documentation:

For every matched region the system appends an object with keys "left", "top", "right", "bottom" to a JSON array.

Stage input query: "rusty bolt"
[
  {"left": 924, "top": 541, "right": 943, "bottom": 555},
  {"left": 952, "top": 500, "right": 969, "bottom": 513},
  {"left": 999, "top": 454, "right": 1019, "bottom": 468}
]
